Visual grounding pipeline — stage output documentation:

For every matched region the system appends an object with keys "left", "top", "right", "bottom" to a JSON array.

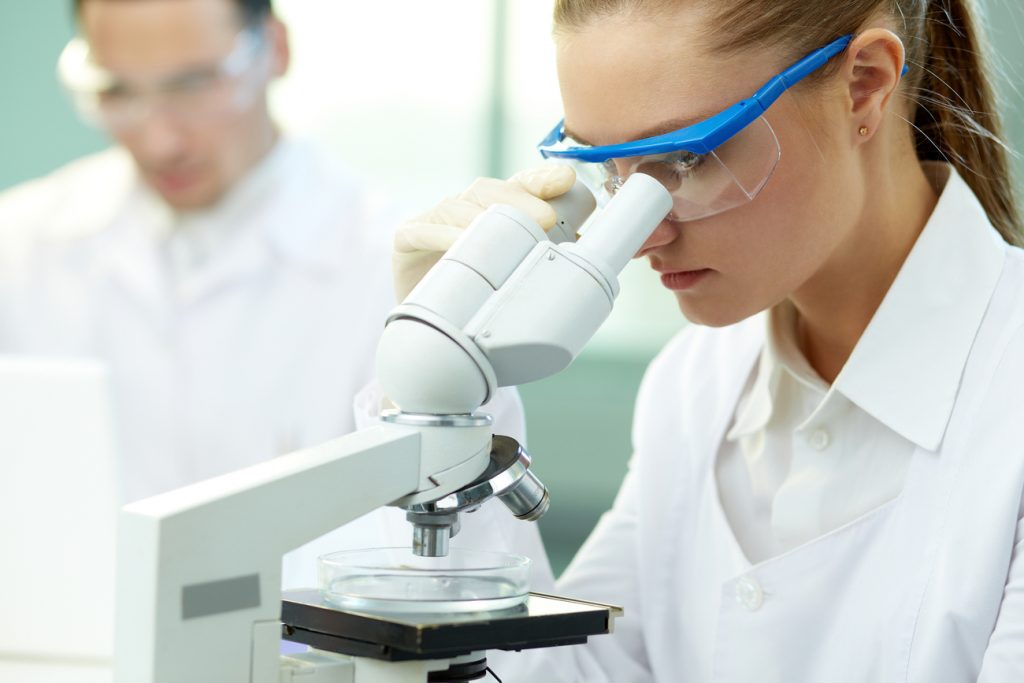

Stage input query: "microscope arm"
[{"left": 115, "top": 424, "right": 425, "bottom": 683}]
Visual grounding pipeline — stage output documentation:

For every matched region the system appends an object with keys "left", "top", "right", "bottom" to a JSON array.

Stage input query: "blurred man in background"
[{"left": 0, "top": 0, "right": 548, "bottom": 588}]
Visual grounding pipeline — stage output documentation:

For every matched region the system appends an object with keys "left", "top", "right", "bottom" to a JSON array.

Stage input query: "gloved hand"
[{"left": 393, "top": 163, "right": 576, "bottom": 301}]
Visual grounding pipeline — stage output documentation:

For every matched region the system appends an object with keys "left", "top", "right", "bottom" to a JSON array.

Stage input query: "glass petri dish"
[{"left": 318, "top": 547, "right": 530, "bottom": 615}]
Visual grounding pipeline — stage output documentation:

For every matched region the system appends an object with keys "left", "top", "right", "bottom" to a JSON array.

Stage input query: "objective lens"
[{"left": 498, "top": 469, "right": 550, "bottom": 521}]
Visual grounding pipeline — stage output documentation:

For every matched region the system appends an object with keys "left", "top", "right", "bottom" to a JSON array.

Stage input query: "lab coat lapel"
[
  {"left": 178, "top": 140, "right": 360, "bottom": 303},
  {"left": 700, "top": 295, "right": 1020, "bottom": 683},
  {"left": 171, "top": 223, "right": 274, "bottom": 305},
  {"left": 894, "top": 253, "right": 1022, "bottom": 680},
  {"left": 94, "top": 187, "right": 175, "bottom": 320},
  {"left": 834, "top": 167, "right": 1005, "bottom": 452},
  {"left": 649, "top": 322, "right": 946, "bottom": 682},
  {"left": 646, "top": 320, "right": 763, "bottom": 680},
  {"left": 689, "top": 320, "right": 764, "bottom": 571},
  {"left": 702, "top": 438, "right": 943, "bottom": 682},
  {"left": 166, "top": 144, "right": 294, "bottom": 305}
]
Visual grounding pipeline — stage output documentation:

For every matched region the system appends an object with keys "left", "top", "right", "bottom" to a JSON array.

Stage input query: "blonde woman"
[{"left": 393, "top": 0, "right": 1024, "bottom": 679}]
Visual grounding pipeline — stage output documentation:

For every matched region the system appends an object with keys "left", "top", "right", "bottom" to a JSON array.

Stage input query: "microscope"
[{"left": 113, "top": 173, "right": 673, "bottom": 682}]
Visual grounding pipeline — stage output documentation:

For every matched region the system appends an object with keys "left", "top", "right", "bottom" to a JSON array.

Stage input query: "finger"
[
  {"left": 458, "top": 177, "right": 558, "bottom": 229},
  {"left": 416, "top": 198, "right": 486, "bottom": 230},
  {"left": 393, "top": 222, "right": 466, "bottom": 254},
  {"left": 392, "top": 250, "right": 442, "bottom": 301},
  {"left": 508, "top": 163, "right": 576, "bottom": 200}
]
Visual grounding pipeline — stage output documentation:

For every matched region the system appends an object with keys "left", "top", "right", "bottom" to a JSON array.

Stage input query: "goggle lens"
[{"left": 557, "top": 115, "right": 780, "bottom": 222}]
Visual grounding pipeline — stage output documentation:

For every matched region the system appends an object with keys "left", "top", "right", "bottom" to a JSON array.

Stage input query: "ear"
[
  {"left": 840, "top": 28, "right": 905, "bottom": 143},
  {"left": 265, "top": 15, "right": 291, "bottom": 79}
]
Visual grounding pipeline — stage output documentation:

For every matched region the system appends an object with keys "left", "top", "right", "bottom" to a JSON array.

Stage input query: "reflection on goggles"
[
  {"left": 57, "top": 26, "right": 269, "bottom": 131},
  {"left": 91, "top": 72, "right": 255, "bottom": 130},
  {"left": 567, "top": 116, "right": 781, "bottom": 222}
]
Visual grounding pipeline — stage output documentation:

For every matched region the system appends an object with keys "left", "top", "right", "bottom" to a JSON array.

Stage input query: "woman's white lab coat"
[
  {"left": 0, "top": 141, "right": 552, "bottom": 591},
  {"left": 509, "top": 168, "right": 1024, "bottom": 682}
]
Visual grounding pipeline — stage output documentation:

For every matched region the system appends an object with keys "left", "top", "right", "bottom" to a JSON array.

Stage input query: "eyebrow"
[{"left": 564, "top": 111, "right": 717, "bottom": 147}]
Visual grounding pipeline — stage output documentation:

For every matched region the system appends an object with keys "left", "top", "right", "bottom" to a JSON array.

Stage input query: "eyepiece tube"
[{"left": 574, "top": 173, "right": 673, "bottom": 276}]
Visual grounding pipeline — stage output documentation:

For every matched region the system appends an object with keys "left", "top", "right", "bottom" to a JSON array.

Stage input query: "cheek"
[
  {"left": 108, "top": 129, "right": 139, "bottom": 156},
  {"left": 204, "top": 109, "right": 263, "bottom": 168},
  {"left": 670, "top": 115, "right": 856, "bottom": 324},
  {"left": 743, "top": 108, "right": 855, "bottom": 267}
]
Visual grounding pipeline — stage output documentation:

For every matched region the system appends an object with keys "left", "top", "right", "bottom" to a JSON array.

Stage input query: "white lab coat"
[
  {"left": 505, "top": 168, "right": 1024, "bottom": 682},
  {"left": 0, "top": 140, "right": 553, "bottom": 591}
]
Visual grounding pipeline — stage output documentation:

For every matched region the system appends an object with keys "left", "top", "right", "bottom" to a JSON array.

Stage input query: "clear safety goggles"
[
  {"left": 539, "top": 34, "right": 887, "bottom": 222},
  {"left": 57, "top": 25, "right": 269, "bottom": 131}
]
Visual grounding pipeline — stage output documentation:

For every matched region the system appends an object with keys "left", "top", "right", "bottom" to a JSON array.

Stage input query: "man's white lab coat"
[{"left": 0, "top": 140, "right": 553, "bottom": 590}]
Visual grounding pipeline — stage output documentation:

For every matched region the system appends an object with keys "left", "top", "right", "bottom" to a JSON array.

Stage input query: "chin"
[
  {"left": 157, "top": 184, "right": 223, "bottom": 212},
  {"left": 675, "top": 296, "right": 756, "bottom": 329}
]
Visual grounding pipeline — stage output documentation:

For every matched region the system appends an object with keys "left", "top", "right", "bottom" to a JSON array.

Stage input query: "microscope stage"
[{"left": 280, "top": 590, "right": 622, "bottom": 662}]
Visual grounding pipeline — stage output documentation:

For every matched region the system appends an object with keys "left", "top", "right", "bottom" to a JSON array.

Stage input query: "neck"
[
  {"left": 789, "top": 150, "right": 939, "bottom": 384},
  {"left": 171, "top": 118, "right": 280, "bottom": 218},
  {"left": 251, "top": 115, "right": 280, "bottom": 171}
]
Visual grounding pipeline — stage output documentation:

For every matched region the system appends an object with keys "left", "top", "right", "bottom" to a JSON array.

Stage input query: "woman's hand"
[{"left": 392, "top": 164, "right": 576, "bottom": 301}]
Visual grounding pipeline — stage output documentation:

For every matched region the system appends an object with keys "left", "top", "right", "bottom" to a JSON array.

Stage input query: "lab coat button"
[
  {"left": 809, "top": 428, "right": 831, "bottom": 450},
  {"left": 735, "top": 576, "right": 764, "bottom": 612}
]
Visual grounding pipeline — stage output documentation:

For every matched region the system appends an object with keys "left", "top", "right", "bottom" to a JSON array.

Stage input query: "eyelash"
[
  {"left": 601, "top": 151, "right": 708, "bottom": 185},
  {"left": 665, "top": 151, "right": 706, "bottom": 174}
]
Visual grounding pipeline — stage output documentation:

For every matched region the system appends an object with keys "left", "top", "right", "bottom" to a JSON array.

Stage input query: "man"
[{"left": 0, "top": 0, "right": 550, "bottom": 590}]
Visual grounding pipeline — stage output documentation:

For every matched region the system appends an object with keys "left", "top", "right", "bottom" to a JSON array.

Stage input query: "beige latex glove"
[{"left": 393, "top": 164, "right": 576, "bottom": 301}]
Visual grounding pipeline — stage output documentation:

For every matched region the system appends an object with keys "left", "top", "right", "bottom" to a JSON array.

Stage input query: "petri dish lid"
[{"left": 318, "top": 547, "right": 530, "bottom": 615}]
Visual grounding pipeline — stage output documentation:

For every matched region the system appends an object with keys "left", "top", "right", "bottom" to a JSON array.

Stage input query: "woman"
[{"left": 394, "top": 0, "right": 1024, "bottom": 680}]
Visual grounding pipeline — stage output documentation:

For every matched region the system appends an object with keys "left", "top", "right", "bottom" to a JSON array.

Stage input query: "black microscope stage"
[{"left": 280, "top": 590, "right": 622, "bottom": 663}]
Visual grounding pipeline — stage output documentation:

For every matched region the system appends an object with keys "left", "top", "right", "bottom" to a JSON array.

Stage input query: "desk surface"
[{"left": 0, "top": 661, "right": 111, "bottom": 683}]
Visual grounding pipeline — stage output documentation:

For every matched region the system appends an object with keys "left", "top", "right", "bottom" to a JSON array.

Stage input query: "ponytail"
[{"left": 913, "top": 0, "right": 1022, "bottom": 246}]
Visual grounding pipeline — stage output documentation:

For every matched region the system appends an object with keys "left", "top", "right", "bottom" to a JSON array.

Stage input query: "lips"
[
  {"left": 152, "top": 170, "right": 198, "bottom": 194},
  {"left": 659, "top": 269, "right": 712, "bottom": 291},
  {"left": 143, "top": 161, "right": 206, "bottom": 197}
]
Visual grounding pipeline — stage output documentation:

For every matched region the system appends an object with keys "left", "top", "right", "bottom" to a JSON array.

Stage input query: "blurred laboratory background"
[{"left": 2, "top": 0, "right": 1022, "bottom": 574}]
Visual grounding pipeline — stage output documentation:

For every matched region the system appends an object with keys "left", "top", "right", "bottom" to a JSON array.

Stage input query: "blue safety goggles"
[{"left": 538, "top": 34, "right": 902, "bottom": 221}]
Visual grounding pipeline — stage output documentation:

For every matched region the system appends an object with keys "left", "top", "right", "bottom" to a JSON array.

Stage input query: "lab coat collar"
[
  {"left": 168, "top": 135, "right": 379, "bottom": 273},
  {"left": 97, "top": 137, "right": 369, "bottom": 305},
  {"left": 727, "top": 165, "right": 1006, "bottom": 451},
  {"left": 252, "top": 139, "right": 375, "bottom": 272},
  {"left": 95, "top": 142, "right": 288, "bottom": 305},
  {"left": 725, "top": 302, "right": 826, "bottom": 441},
  {"left": 725, "top": 338, "right": 777, "bottom": 441},
  {"left": 834, "top": 165, "right": 1006, "bottom": 451}
]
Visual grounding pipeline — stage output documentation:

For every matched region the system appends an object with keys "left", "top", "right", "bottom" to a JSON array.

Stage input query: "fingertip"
[{"left": 511, "top": 163, "right": 577, "bottom": 199}]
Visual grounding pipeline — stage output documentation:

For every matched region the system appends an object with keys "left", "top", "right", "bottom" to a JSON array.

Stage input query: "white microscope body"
[{"left": 113, "top": 174, "right": 672, "bottom": 683}]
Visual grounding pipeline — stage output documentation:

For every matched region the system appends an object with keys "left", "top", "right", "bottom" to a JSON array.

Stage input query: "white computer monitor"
[{"left": 0, "top": 356, "right": 118, "bottom": 683}]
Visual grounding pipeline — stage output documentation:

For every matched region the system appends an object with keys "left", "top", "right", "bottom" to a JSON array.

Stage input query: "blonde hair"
[{"left": 554, "top": 0, "right": 1022, "bottom": 246}]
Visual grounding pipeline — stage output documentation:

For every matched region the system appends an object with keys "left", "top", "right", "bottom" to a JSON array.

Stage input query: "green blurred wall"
[
  {"left": 521, "top": 352, "right": 651, "bottom": 572},
  {"left": 0, "top": 3, "right": 106, "bottom": 190},
  {"left": 986, "top": 1, "right": 1024, "bottom": 172}
]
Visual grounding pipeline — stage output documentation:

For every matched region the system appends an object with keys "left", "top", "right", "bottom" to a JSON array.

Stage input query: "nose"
[
  {"left": 635, "top": 217, "right": 679, "bottom": 258},
  {"left": 132, "top": 109, "right": 187, "bottom": 165}
]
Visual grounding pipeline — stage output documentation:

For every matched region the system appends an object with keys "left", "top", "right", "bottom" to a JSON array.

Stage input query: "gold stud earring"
[{"left": 859, "top": 126, "right": 870, "bottom": 136}]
